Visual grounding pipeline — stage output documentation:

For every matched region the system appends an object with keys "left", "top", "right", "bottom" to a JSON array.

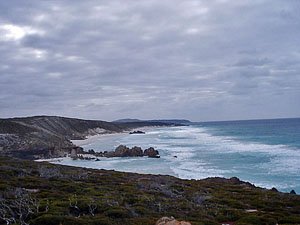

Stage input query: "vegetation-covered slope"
[
  {"left": 0, "top": 116, "right": 174, "bottom": 159},
  {"left": 0, "top": 116, "right": 123, "bottom": 154},
  {"left": 0, "top": 157, "right": 299, "bottom": 225}
]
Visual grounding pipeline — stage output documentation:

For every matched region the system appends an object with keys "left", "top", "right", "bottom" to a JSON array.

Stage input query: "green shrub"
[
  {"left": 30, "top": 214, "right": 64, "bottom": 225},
  {"left": 279, "top": 215, "right": 300, "bottom": 224},
  {"left": 236, "top": 215, "right": 263, "bottom": 225},
  {"left": 104, "top": 208, "right": 131, "bottom": 219}
]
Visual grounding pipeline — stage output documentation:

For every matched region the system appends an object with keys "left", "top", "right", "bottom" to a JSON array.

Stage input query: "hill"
[
  {"left": 0, "top": 116, "right": 124, "bottom": 158},
  {"left": 0, "top": 116, "right": 178, "bottom": 159}
]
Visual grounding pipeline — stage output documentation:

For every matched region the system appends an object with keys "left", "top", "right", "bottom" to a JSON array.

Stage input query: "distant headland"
[{"left": 0, "top": 115, "right": 189, "bottom": 159}]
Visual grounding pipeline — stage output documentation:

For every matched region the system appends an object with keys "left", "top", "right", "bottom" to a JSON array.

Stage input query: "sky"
[{"left": 0, "top": 0, "right": 300, "bottom": 122}]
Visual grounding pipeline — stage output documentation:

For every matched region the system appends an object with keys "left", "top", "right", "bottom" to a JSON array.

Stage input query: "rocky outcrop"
[
  {"left": 144, "top": 147, "right": 160, "bottom": 158},
  {"left": 156, "top": 217, "right": 191, "bottom": 225},
  {"left": 110, "top": 145, "right": 159, "bottom": 158},
  {"left": 129, "top": 130, "right": 145, "bottom": 134},
  {"left": 130, "top": 146, "right": 144, "bottom": 156},
  {"left": 109, "top": 145, "right": 144, "bottom": 157},
  {"left": 271, "top": 187, "right": 279, "bottom": 192},
  {"left": 80, "top": 145, "right": 160, "bottom": 158}
]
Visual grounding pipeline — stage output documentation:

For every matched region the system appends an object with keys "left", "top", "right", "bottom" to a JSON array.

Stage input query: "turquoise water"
[{"left": 52, "top": 118, "right": 300, "bottom": 193}]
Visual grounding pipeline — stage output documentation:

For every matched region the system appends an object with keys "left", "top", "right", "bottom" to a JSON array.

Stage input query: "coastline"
[
  {"left": 70, "top": 126, "right": 161, "bottom": 150},
  {"left": 50, "top": 123, "right": 300, "bottom": 194},
  {"left": 0, "top": 116, "right": 179, "bottom": 160},
  {"left": 41, "top": 126, "right": 174, "bottom": 176},
  {"left": 70, "top": 132, "right": 128, "bottom": 147},
  {"left": 38, "top": 155, "right": 176, "bottom": 177},
  {"left": 2, "top": 116, "right": 299, "bottom": 194}
]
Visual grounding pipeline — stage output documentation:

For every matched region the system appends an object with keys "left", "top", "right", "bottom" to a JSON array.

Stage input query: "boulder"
[
  {"left": 290, "top": 189, "right": 297, "bottom": 194},
  {"left": 129, "top": 146, "right": 144, "bottom": 156},
  {"left": 114, "top": 145, "right": 131, "bottom": 157},
  {"left": 70, "top": 149, "right": 78, "bottom": 159},
  {"left": 129, "top": 130, "right": 145, "bottom": 134},
  {"left": 88, "top": 149, "right": 95, "bottom": 154},
  {"left": 113, "top": 145, "right": 144, "bottom": 157},
  {"left": 156, "top": 216, "right": 191, "bottom": 225},
  {"left": 89, "top": 145, "right": 160, "bottom": 158},
  {"left": 144, "top": 147, "right": 160, "bottom": 158}
]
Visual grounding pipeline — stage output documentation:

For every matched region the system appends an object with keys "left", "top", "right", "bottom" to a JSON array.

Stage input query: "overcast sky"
[{"left": 0, "top": 0, "right": 299, "bottom": 121}]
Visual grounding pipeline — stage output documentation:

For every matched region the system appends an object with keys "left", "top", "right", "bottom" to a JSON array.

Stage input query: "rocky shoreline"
[
  {"left": 0, "top": 116, "right": 185, "bottom": 160},
  {"left": 70, "top": 145, "right": 160, "bottom": 160}
]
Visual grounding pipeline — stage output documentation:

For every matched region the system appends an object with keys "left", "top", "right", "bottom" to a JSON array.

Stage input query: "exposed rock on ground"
[
  {"left": 291, "top": 189, "right": 297, "bottom": 194},
  {"left": 156, "top": 216, "right": 191, "bottom": 225}
]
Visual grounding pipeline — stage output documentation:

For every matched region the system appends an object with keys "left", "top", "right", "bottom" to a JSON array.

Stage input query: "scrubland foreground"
[{"left": 0, "top": 157, "right": 299, "bottom": 225}]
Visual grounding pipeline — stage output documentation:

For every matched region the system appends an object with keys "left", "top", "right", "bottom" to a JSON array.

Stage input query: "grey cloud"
[
  {"left": 233, "top": 57, "right": 271, "bottom": 67},
  {"left": 0, "top": 0, "right": 300, "bottom": 121}
]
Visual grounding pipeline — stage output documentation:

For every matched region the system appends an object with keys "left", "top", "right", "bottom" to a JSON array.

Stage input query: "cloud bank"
[{"left": 1, "top": 0, "right": 299, "bottom": 121}]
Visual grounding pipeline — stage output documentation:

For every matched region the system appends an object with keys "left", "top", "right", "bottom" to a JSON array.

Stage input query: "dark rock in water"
[
  {"left": 88, "top": 149, "right": 95, "bottom": 154},
  {"left": 110, "top": 145, "right": 144, "bottom": 157},
  {"left": 129, "top": 130, "right": 145, "bottom": 134},
  {"left": 144, "top": 147, "right": 160, "bottom": 158},
  {"left": 78, "top": 145, "right": 160, "bottom": 159},
  {"left": 70, "top": 146, "right": 85, "bottom": 159},
  {"left": 98, "top": 145, "right": 160, "bottom": 158},
  {"left": 271, "top": 187, "right": 279, "bottom": 192},
  {"left": 130, "top": 146, "right": 144, "bottom": 156},
  {"left": 290, "top": 189, "right": 296, "bottom": 194},
  {"left": 174, "top": 155, "right": 177, "bottom": 158},
  {"left": 114, "top": 145, "right": 131, "bottom": 157},
  {"left": 95, "top": 158, "right": 100, "bottom": 161}
]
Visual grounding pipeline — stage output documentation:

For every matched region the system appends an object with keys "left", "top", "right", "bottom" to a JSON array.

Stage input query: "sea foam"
[{"left": 51, "top": 122, "right": 300, "bottom": 193}]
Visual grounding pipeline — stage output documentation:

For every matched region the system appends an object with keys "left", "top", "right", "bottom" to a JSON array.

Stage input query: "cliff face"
[{"left": 0, "top": 116, "right": 123, "bottom": 158}]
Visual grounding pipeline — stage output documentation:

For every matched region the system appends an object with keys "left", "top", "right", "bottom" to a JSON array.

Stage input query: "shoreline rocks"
[
  {"left": 144, "top": 147, "right": 160, "bottom": 158},
  {"left": 70, "top": 145, "right": 160, "bottom": 160},
  {"left": 129, "top": 130, "right": 145, "bottom": 134}
]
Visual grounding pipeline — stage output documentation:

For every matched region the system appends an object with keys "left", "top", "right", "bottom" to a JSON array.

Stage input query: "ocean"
[{"left": 50, "top": 118, "right": 300, "bottom": 193}]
